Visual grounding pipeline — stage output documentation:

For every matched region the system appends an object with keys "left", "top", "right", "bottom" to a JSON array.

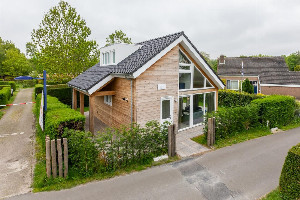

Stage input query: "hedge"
[
  {"left": 0, "top": 85, "right": 11, "bottom": 90},
  {"left": 252, "top": 95, "right": 296, "bottom": 128},
  {"left": 35, "top": 84, "right": 89, "bottom": 107},
  {"left": 0, "top": 86, "right": 11, "bottom": 105},
  {"left": 279, "top": 143, "right": 300, "bottom": 200},
  {"left": 205, "top": 104, "right": 259, "bottom": 139},
  {"left": 35, "top": 94, "right": 85, "bottom": 139},
  {"left": 63, "top": 121, "right": 169, "bottom": 176},
  {"left": 0, "top": 81, "right": 16, "bottom": 91},
  {"left": 218, "top": 89, "right": 265, "bottom": 107}
]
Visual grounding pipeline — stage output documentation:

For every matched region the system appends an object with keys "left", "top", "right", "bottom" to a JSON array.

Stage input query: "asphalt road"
[
  {"left": 9, "top": 126, "right": 300, "bottom": 200},
  {"left": 0, "top": 88, "right": 35, "bottom": 199}
]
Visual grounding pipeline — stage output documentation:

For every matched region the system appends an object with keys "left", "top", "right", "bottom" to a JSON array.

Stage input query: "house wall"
[
  {"left": 135, "top": 45, "right": 180, "bottom": 128},
  {"left": 261, "top": 86, "right": 300, "bottom": 99},
  {"left": 93, "top": 77, "right": 135, "bottom": 128},
  {"left": 219, "top": 76, "right": 260, "bottom": 92}
]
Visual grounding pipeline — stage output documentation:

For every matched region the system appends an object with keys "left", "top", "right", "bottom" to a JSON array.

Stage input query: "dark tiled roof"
[
  {"left": 68, "top": 63, "right": 114, "bottom": 92},
  {"left": 68, "top": 31, "right": 224, "bottom": 93},
  {"left": 218, "top": 57, "right": 300, "bottom": 85}
]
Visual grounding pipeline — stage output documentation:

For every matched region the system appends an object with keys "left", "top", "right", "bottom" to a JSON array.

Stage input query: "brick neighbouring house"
[
  {"left": 217, "top": 55, "right": 300, "bottom": 99},
  {"left": 68, "top": 32, "right": 225, "bottom": 134}
]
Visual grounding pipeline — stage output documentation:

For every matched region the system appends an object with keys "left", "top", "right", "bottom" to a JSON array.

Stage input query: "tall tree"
[
  {"left": 242, "top": 78, "right": 254, "bottom": 94},
  {"left": 200, "top": 51, "right": 218, "bottom": 72},
  {"left": 106, "top": 30, "right": 132, "bottom": 46},
  {"left": 285, "top": 51, "right": 300, "bottom": 71},
  {"left": 2, "top": 49, "right": 32, "bottom": 76},
  {"left": 29, "top": 1, "right": 100, "bottom": 75}
]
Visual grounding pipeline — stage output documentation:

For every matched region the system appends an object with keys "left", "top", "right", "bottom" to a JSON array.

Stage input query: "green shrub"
[
  {"left": 63, "top": 129, "right": 99, "bottom": 177},
  {"left": 218, "top": 89, "right": 264, "bottom": 107},
  {"left": 0, "top": 85, "right": 11, "bottom": 90},
  {"left": 279, "top": 143, "right": 300, "bottom": 200},
  {"left": 204, "top": 104, "right": 259, "bottom": 139},
  {"left": 0, "top": 86, "right": 11, "bottom": 105},
  {"left": 19, "top": 80, "right": 38, "bottom": 88},
  {"left": 0, "top": 81, "right": 16, "bottom": 91},
  {"left": 242, "top": 78, "right": 254, "bottom": 94},
  {"left": 252, "top": 95, "right": 296, "bottom": 128},
  {"left": 45, "top": 107, "right": 85, "bottom": 139}
]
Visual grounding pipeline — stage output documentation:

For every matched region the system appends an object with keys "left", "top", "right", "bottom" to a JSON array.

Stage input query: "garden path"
[{"left": 0, "top": 88, "right": 35, "bottom": 199}]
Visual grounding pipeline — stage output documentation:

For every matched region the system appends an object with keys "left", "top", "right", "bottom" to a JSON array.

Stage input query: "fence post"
[
  {"left": 51, "top": 139, "right": 57, "bottom": 178},
  {"left": 63, "top": 138, "right": 68, "bottom": 178},
  {"left": 168, "top": 124, "right": 176, "bottom": 157},
  {"left": 57, "top": 139, "right": 63, "bottom": 177},
  {"left": 207, "top": 117, "right": 216, "bottom": 147},
  {"left": 45, "top": 136, "right": 51, "bottom": 178}
]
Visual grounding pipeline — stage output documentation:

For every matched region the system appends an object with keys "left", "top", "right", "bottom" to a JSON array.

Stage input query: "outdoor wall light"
[{"left": 122, "top": 97, "right": 128, "bottom": 102}]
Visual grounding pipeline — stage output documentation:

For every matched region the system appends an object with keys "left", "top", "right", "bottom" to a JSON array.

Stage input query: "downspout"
[{"left": 131, "top": 79, "right": 133, "bottom": 125}]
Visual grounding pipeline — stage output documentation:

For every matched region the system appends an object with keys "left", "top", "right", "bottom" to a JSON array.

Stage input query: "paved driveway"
[
  {"left": 9, "top": 126, "right": 300, "bottom": 200},
  {"left": 0, "top": 88, "right": 35, "bottom": 199}
]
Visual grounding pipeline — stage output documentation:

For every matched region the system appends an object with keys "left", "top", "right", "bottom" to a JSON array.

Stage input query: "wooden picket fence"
[{"left": 45, "top": 136, "right": 68, "bottom": 178}]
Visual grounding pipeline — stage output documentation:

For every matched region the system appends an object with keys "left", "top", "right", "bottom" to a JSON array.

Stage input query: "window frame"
[
  {"left": 227, "top": 80, "right": 239, "bottom": 90},
  {"left": 179, "top": 49, "right": 214, "bottom": 91},
  {"left": 104, "top": 95, "right": 112, "bottom": 106}
]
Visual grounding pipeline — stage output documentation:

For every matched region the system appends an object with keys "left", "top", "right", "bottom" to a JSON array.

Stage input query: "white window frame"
[
  {"left": 179, "top": 49, "right": 215, "bottom": 91},
  {"left": 178, "top": 91, "right": 217, "bottom": 131},
  {"left": 104, "top": 95, "right": 112, "bottom": 106},
  {"left": 112, "top": 50, "right": 116, "bottom": 64},
  {"left": 227, "top": 80, "right": 239, "bottom": 90},
  {"left": 160, "top": 96, "right": 174, "bottom": 124}
]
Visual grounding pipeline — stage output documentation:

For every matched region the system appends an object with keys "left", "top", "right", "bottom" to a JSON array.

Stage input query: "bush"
[
  {"left": 0, "top": 81, "right": 16, "bottom": 91},
  {"left": 0, "top": 86, "right": 11, "bottom": 105},
  {"left": 252, "top": 95, "right": 296, "bottom": 128},
  {"left": 19, "top": 80, "right": 38, "bottom": 88},
  {"left": 218, "top": 89, "right": 264, "bottom": 107},
  {"left": 63, "top": 129, "right": 99, "bottom": 177},
  {"left": 294, "top": 65, "right": 300, "bottom": 71},
  {"left": 279, "top": 143, "right": 300, "bottom": 200},
  {"left": 205, "top": 104, "right": 259, "bottom": 139},
  {"left": 242, "top": 78, "right": 254, "bottom": 94},
  {"left": 0, "top": 85, "right": 11, "bottom": 90}
]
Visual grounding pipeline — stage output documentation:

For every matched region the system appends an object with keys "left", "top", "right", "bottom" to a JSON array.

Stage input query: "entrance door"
[{"left": 161, "top": 96, "right": 173, "bottom": 124}]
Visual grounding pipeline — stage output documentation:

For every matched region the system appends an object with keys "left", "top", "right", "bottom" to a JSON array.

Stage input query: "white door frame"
[{"left": 160, "top": 96, "right": 174, "bottom": 124}]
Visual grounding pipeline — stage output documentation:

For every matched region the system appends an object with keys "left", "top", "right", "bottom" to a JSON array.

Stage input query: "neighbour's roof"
[
  {"left": 218, "top": 57, "right": 300, "bottom": 85},
  {"left": 68, "top": 32, "right": 224, "bottom": 94}
]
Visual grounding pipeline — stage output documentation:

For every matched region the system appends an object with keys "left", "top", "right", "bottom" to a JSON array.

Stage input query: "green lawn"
[
  {"left": 192, "top": 127, "right": 272, "bottom": 149},
  {"left": 261, "top": 188, "right": 282, "bottom": 200}
]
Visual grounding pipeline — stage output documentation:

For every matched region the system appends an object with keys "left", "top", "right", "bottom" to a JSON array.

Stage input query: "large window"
[
  {"left": 179, "top": 92, "right": 216, "bottom": 130},
  {"left": 179, "top": 50, "right": 214, "bottom": 90},
  {"left": 178, "top": 96, "right": 190, "bottom": 129},
  {"left": 227, "top": 80, "right": 239, "bottom": 90}
]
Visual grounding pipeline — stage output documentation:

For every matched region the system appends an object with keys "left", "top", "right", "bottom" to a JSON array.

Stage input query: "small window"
[
  {"left": 113, "top": 51, "right": 115, "bottom": 63},
  {"left": 230, "top": 80, "right": 239, "bottom": 90},
  {"left": 107, "top": 52, "right": 110, "bottom": 64},
  {"left": 104, "top": 95, "right": 112, "bottom": 106},
  {"left": 102, "top": 53, "right": 105, "bottom": 64},
  {"left": 179, "top": 51, "right": 191, "bottom": 64}
]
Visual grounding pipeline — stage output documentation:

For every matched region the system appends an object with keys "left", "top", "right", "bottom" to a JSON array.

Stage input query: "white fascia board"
[
  {"left": 261, "top": 84, "right": 300, "bottom": 88},
  {"left": 132, "top": 35, "right": 225, "bottom": 89},
  {"left": 87, "top": 75, "right": 114, "bottom": 95},
  {"left": 180, "top": 37, "right": 225, "bottom": 89},
  {"left": 219, "top": 75, "right": 259, "bottom": 78},
  {"left": 132, "top": 36, "right": 185, "bottom": 78}
]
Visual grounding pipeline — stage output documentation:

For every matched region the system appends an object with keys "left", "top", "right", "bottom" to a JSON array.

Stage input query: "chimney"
[{"left": 219, "top": 55, "right": 225, "bottom": 64}]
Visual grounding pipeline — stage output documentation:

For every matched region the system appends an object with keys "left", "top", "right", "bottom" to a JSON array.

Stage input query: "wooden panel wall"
[
  {"left": 94, "top": 77, "right": 134, "bottom": 128},
  {"left": 135, "top": 45, "right": 180, "bottom": 128}
]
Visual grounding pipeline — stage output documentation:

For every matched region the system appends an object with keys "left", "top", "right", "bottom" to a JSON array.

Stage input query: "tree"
[
  {"left": 294, "top": 65, "right": 300, "bottom": 71},
  {"left": 200, "top": 51, "right": 218, "bottom": 72},
  {"left": 284, "top": 51, "right": 300, "bottom": 71},
  {"left": 2, "top": 49, "right": 32, "bottom": 76},
  {"left": 242, "top": 78, "right": 254, "bottom": 94},
  {"left": 29, "top": 1, "right": 100, "bottom": 75},
  {"left": 106, "top": 30, "right": 132, "bottom": 46}
]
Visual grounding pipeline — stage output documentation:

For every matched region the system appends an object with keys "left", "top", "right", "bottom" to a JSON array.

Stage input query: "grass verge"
[
  {"left": 192, "top": 127, "right": 272, "bottom": 149},
  {"left": 279, "top": 118, "right": 300, "bottom": 131},
  {"left": 261, "top": 188, "right": 282, "bottom": 200},
  {"left": 33, "top": 155, "right": 179, "bottom": 192}
]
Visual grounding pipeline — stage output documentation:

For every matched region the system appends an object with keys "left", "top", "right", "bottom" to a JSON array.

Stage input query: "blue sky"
[{"left": 0, "top": 0, "right": 299, "bottom": 58}]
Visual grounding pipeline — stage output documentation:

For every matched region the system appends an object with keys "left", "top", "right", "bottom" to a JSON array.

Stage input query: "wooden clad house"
[
  {"left": 218, "top": 55, "right": 300, "bottom": 99},
  {"left": 68, "top": 32, "right": 225, "bottom": 133}
]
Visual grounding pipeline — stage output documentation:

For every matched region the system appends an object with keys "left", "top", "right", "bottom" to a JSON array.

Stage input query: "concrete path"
[
  {"left": 0, "top": 88, "right": 35, "bottom": 199},
  {"left": 8, "top": 126, "right": 300, "bottom": 200},
  {"left": 176, "top": 125, "right": 210, "bottom": 157}
]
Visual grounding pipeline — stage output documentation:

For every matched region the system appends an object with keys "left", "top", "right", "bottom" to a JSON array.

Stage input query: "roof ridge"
[{"left": 136, "top": 31, "right": 184, "bottom": 45}]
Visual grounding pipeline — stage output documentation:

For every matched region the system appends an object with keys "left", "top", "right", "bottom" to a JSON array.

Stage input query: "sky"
[{"left": 0, "top": 0, "right": 300, "bottom": 59}]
